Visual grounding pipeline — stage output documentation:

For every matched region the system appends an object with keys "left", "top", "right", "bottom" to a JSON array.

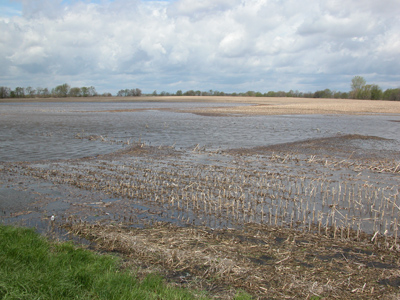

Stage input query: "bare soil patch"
[{"left": 229, "top": 134, "right": 400, "bottom": 164}]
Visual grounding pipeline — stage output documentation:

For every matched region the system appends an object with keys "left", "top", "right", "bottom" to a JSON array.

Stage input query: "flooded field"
[
  {"left": 1, "top": 101, "right": 400, "bottom": 236},
  {"left": 1, "top": 101, "right": 399, "bottom": 161},
  {"left": 1, "top": 101, "right": 400, "bottom": 298}
]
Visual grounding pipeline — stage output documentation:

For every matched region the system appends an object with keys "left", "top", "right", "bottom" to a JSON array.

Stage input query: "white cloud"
[{"left": 1, "top": 0, "right": 400, "bottom": 93}]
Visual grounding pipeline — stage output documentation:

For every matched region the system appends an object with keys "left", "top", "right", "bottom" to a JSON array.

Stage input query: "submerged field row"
[{"left": 13, "top": 149, "right": 399, "bottom": 250}]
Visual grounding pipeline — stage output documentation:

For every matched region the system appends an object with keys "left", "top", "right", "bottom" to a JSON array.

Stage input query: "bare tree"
[
  {"left": 25, "top": 86, "right": 36, "bottom": 98},
  {"left": 0, "top": 86, "right": 11, "bottom": 98}
]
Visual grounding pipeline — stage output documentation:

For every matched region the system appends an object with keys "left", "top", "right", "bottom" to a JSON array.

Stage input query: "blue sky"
[
  {"left": 1, "top": 0, "right": 399, "bottom": 95},
  {"left": 0, "top": 0, "right": 21, "bottom": 16}
]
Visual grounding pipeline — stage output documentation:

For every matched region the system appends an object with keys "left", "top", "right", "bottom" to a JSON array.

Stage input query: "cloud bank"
[{"left": 1, "top": 0, "right": 399, "bottom": 94}]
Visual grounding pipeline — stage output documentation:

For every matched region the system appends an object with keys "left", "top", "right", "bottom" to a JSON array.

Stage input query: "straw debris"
[{"left": 65, "top": 222, "right": 400, "bottom": 299}]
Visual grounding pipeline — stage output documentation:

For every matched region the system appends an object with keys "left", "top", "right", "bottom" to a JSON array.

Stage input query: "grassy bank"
[{"left": 0, "top": 225, "right": 250, "bottom": 299}]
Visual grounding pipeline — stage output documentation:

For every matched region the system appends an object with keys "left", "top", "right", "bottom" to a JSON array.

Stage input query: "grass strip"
[{"left": 0, "top": 224, "right": 240, "bottom": 300}]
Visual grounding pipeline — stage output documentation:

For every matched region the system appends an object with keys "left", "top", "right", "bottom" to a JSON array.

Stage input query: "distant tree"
[
  {"left": 152, "top": 90, "right": 157, "bottom": 96},
  {"left": 357, "top": 85, "right": 372, "bottom": 100},
  {"left": 81, "top": 87, "right": 89, "bottom": 97},
  {"left": 287, "top": 90, "right": 295, "bottom": 97},
  {"left": 160, "top": 91, "right": 166, "bottom": 96},
  {"left": 35, "top": 87, "right": 50, "bottom": 97},
  {"left": 0, "top": 86, "right": 11, "bottom": 98},
  {"left": 120, "top": 89, "right": 129, "bottom": 96},
  {"left": 36, "top": 87, "right": 44, "bottom": 97},
  {"left": 333, "top": 91, "right": 341, "bottom": 99},
  {"left": 184, "top": 90, "right": 195, "bottom": 96},
  {"left": 69, "top": 87, "right": 82, "bottom": 97},
  {"left": 176, "top": 90, "right": 183, "bottom": 96},
  {"left": 212, "top": 90, "right": 222, "bottom": 96},
  {"left": 54, "top": 83, "right": 70, "bottom": 97},
  {"left": 14, "top": 87, "right": 25, "bottom": 98},
  {"left": 351, "top": 76, "right": 366, "bottom": 91},
  {"left": 383, "top": 88, "right": 400, "bottom": 101},
  {"left": 333, "top": 91, "right": 348, "bottom": 99},
  {"left": 313, "top": 90, "right": 323, "bottom": 98},
  {"left": 370, "top": 84, "right": 383, "bottom": 100},
  {"left": 116, "top": 88, "right": 141, "bottom": 97},
  {"left": 25, "top": 86, "right": 36, "bottom": 98},
  {"left": 350, "top": 76, "right": 366, "bottom": 98},
  {"left": 314, "top": 89, "right": 333, "bottom": 98},
  {"left": 292, "top": 90, "right": 302, "bottom": 97},
  {"left": 89, "top": 86, "right": 97, "bottom": 96},
  {"left": 195, "top": 90, "right": 201, "bottom": 96}
]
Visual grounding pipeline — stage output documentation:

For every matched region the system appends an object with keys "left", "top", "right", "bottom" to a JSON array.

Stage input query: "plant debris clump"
[{"left": 64, "top": 222, "right": 400, "bottom": 299}]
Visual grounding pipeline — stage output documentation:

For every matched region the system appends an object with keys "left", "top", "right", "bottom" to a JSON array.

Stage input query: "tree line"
[
  {"left": 0, "top": 84, "right": 142, "bottom": 99},
  {"left": 349, "top": 76, "right": 400, "bottom": 101},
  {"left": 151, "top": 76, "right": 399, "bottom": 101},
  {"left": 1, "top": 76, "right": 399, "bottom": 100},
  {"left": 0, "top": 83, "right": 104, "bottom": 99},
  {"left": 116, "top": 88, "right": 142, "bottom": 97}
]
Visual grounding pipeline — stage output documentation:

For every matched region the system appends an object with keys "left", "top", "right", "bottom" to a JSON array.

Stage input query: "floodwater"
[
  {"left": 1, "top": 102, "right": 399, "bottom": 162},
  {"left": 1, "top": 102, "right": 399, "bottom": 243}
]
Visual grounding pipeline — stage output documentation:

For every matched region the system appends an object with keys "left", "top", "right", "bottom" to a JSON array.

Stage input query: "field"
[{"left": 1, "top": 97, "right": 400, "bottom": 299}]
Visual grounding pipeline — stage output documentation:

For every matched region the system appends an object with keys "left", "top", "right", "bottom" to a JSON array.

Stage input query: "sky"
[{"left": 1, "top": 0, "right": 399, "bottom": 95}]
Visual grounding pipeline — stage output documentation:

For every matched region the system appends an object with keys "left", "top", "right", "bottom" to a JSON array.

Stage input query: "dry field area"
[{"left": 182, "top": 97, "right": 400, "bottom": 116}]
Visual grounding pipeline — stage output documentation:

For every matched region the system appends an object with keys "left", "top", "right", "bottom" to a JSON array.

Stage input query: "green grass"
[{"left": 0, "top": 225, "right": 221, "bottom": 300}]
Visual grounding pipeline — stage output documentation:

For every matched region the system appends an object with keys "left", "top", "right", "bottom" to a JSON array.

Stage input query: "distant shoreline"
[{"left": 2, "top": 96, "right": 400, "bottom": 115}]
